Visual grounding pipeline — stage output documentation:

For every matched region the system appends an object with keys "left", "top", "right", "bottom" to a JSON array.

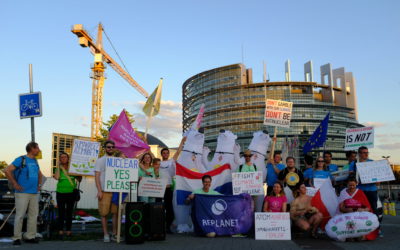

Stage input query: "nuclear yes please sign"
[{"left": 104, "top": 157, "right": 139, "bottom": 192}]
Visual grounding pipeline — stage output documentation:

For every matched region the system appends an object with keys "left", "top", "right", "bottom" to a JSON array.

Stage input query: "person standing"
[
  {"left": 5, "top": 142, "right": 43, "bottom": 245},
  {"left": 310, "top": 157, "right": 334, "bottom": 188},
  {"left": 303, "top": 155, "right": 314, "bottom": 187},
  {"left": 323, "top": 151, "right": 338, "bottom": 172},
  {"left": 266, "top": 152, "right": 286, "bottom": 195},
  {"left": 53, "top": 152, "right": 81, "bottom": 239},
  {"left": 138, "top": 152, "right": 155, "bottom": 203},
  {"left": 345, "top": 150, "right": 357, "bottom": 174},
  {"left": 278, "top": 157, "right": 304, "bottom": 191},
  {"left": 95, "top": 140, "right": 119, "bottom": 243}
]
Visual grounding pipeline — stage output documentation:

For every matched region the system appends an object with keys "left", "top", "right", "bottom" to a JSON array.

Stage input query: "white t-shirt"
[
  {"left": 160, "top": 159, "right": 175, "bottom": 185},
  {"left": 94, "top": 155, "right": 107, "bottom": 191}
]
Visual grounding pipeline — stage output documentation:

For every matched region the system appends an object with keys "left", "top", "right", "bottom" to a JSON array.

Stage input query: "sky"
[{"left": 1, "top": 0, "right": 399, "bottom": 176}]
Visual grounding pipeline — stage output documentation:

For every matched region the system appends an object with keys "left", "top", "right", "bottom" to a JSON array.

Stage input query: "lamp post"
[{"left": 382, "top": 156, "right": 391, "bottom": 200}]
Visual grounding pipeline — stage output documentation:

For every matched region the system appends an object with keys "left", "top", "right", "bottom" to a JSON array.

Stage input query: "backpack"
[
  {"left": 8, "top": 156, "right": 27, "bottom": 191},
  {"left": 239, "top": 164, "right": 257, "bottom": 172}
]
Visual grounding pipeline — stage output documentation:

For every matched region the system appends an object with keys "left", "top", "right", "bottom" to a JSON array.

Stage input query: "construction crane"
[{"left": 71, "top": 23, "right": 149, "bottom": 139}]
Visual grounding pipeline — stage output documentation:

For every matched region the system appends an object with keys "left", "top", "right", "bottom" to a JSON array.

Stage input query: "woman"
[
  {"left": 290, "top": 183, "right": 322, "bottom": 238},
  {"left": 138, "top": 153, "right": 155, "bottom": 203},
  {"left": 310, "top": 156, "right": 334, "bottom": 188},
  {"left": 263, "top": 182, "right": 287, "bottom": 212},
  {"left": 53, "top": 152, "right": 81, "bottom": 239}
]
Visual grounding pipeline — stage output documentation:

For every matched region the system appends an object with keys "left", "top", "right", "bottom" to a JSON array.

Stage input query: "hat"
[{"left": 243, "top": 149, "right": 253, "bottom": 157}]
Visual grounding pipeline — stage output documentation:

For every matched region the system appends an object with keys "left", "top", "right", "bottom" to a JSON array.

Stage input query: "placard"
[
  {"left": 345, "top": 126, "right": 374, "bottom": 150},
  {"left": 255, "top": 212, "right": 291, "bottom": 240},
  {"left": 69, "top": 139, "right": 100, "bottom": 176},
  {"left": 104, "top": 157, "right": 139, "bottom": 192},
  {"left": 232, "top": 171, "right": 264, "bottom": 195},
  {"left": 138, "top": 178, "right": 167, "bottom": 198},
  {"left": 357, "top": 159, "right": 395, "bottom": 184},
  {"left": 264, "top": 99, "right": 293, "bottom": 128}
]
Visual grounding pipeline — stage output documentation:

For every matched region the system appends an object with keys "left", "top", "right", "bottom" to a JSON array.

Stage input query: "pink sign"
[{"left": 109, "top": 110, "right": 150, "bottom": 158}]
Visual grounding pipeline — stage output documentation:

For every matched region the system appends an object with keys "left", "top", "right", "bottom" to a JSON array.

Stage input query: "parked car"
[{"left": 0, "top": 179, "right": 15, "bottom": 213}]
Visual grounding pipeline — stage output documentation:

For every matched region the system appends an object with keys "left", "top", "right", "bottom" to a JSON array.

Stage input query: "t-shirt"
[
  {"left": 160, "top": 159, "right": 175, "bottom": 185},
  {"left": 312, "top": 170, "right": 332, "bottom": 180},
  {"left": 94, "top": 156, "right": 107, "bottom": 191},
  {"left": 356, "top": 159, "right": 377, "bottom": 191},
  {"left": 278, "top": 168, "right": 304, "bottom": 190},
  {"left": 264, "top": 195, "right": 287, "bottom": 212},
  {"left": 56, "top": 168, "right": 77, "bottom": 193},
  {"left": 303, "top": 167, "right": 313, "bottom": 187},
  {"left": 238, "top": 163, "right": 257, "bottom": 172},
  {"left": 192, "top": 188, "right": 221, "bottom": 195},
  {"left": 12, "top": 156, "right": 40, "bottom": 194},
  {"left": 327, "top": 164, "right": 338, "bottom": 172},
  {"left": 139, "top": 166, "right": 155, "bottom": 178},
  {"left": 266, "top": 163, "right": 286, "bottom": 186},
  {"left": 348, "top": 161, "right": 356, "bottom": 172}
]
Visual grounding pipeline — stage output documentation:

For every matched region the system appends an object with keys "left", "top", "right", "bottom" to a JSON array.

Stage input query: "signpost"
[
  {"left": 357, "top": 159, "right": 395, "bottom": 184},
  {"left": 232, "top": 171, "right": 264, "bottom": 196},
  {"left": 69, "top": 139, "right": 100, "bottom": 176},
  {"left": 255, "top": 212, "right": 291, "bottom": 240},
  {"left": 345, "top": 126, "right": 374, "bottom": 150}
]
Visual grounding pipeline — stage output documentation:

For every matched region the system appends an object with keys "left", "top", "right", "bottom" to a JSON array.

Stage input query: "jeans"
[{"left": 56, "top": 192, "right": 75, "bottom": 231}]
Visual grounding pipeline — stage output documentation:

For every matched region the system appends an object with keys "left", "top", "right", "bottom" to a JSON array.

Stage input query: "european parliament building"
[{"left": 182, "top": 62, "right": 363, "bottom": 166}]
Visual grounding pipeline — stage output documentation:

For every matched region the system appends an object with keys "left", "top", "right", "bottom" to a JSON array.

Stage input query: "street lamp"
[{"left": 382, "top": 156, "right": 392, "bottom": 200}]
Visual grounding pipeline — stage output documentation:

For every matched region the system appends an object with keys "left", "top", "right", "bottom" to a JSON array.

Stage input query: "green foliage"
[{"left": 0, "top": 161, "right": 8, "bottom": 179}]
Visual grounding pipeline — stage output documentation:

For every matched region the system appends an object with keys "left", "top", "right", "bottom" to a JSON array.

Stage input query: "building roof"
[{"left": 137, "top": 131, "right": 168, "bottom": 148}]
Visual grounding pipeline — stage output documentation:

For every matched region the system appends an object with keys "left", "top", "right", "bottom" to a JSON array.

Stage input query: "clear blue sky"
[{"left": 1, "top": 0, "right": 399, "bottom": 176}]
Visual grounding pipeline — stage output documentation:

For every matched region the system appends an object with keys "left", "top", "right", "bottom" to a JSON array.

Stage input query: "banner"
[
  {"left": 138, "top": 178, "right": 167, "bottom": 198},
  {"left": 255, "top": 212, "right": 291, "bottom": 240},
  {"left": 69, "top": 139, "right": 100, "bottom": 176},
  {"left": 357, "top": 159, "right": 395, "bottom": 184},
  {"left": 263, "top": 99, "right": 293, "bottom": 128},
  {"left": 345, "top": 126, "right": 374, "bottom": 150},
  {"left": 232, "top": 171, "right": 264, "bottom": 196},
  {"left": 192, "top": 194, "right": 253, "bottom": 236},
  {"left": 104, "top": 157, "right": 139, "bottom": 193}
]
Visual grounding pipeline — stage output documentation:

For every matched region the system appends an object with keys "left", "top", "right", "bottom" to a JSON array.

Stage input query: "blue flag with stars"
[{"left": 303, "top": 112, "right": 330, "bottom": 154}]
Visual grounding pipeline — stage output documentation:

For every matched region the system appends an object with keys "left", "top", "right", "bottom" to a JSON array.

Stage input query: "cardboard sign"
[
  {"left": 104, "top": 157, "right": 139, "bottom": 193},
  {"left": 69, "top": 139, "right": 100, "bottom": 176},
  {"left": 255, "top": 212, "right": 291, "bottom": 240},
  {"left": 345, "top": 126, "right": 374, "bottom": 150},
  {"left": 138, "top": 178, "right": 167, "bottom": 198},
  {"left": 357, "top": 160, "right": 395, "bottom": 184},
  {"left": 232, "top": 171, "right": 264, "bottom": 196},
  {"left": 264, "top": 99, "right": 293, "bottom": 128}
]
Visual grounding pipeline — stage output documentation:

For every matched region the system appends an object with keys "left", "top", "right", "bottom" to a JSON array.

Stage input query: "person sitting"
[
  {"left": 290, "top": 183, "right": 323, "bottom": 238},
  {"left": 263, "top": 182, "right": 287, "bottom": 212}
]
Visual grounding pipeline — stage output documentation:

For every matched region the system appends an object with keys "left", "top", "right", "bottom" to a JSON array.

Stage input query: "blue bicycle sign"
[{"left": 19, "top": 92, "right": 42, "bottom": 118}]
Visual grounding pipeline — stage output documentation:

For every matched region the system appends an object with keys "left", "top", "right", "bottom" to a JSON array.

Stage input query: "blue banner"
[{"left": 191, "top": 194, "right": 254, "bottom": 236}]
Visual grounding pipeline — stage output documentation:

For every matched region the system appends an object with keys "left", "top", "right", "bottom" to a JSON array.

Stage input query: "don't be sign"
[{"left": 104, "top": 157, "right": 139, "bottom": 193}]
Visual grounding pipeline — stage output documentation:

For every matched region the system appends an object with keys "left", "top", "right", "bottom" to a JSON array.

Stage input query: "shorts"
[{"left": 98, "top": 192, "right": 118, "bottom": 217}]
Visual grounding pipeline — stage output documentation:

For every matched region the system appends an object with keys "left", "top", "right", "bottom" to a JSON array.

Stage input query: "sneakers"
[
  {"left": 24, "top": 238, "right": 39, "bottom": 243},
  {"left": 111, "top": 234, "right": 123, "bottom": 242},
  {"left": 13, "top": 239, "right": 21, "bottom": 245},
  {"left": 231, "top": 234, "right": 247, "bottom": 238},
  {"left": 103, "top": 234, "right": 110, "bottom": 243},
  {"left": 206, "top": 232, "right": 216, "bottom": 238}
]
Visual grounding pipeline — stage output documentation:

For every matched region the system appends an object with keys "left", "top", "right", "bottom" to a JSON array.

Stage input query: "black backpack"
[
  {"left": 239, "top": 164, "right": 257, "bottom": 172},
  {"left": 7, "top": 156, "right": 27, "bottom": 191}
]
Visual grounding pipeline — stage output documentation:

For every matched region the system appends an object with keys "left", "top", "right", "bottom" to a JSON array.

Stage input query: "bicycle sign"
[{"left": 19, "top": 92, "right": 42, "bottom": 118}]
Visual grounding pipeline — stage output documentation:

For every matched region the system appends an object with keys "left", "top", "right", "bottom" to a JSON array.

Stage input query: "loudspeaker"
[
  {"left": 125, "top": 202, "right": 146, "bottom": 244},
  {"left": 145, "top": 202, "right": 166, "bottom": 241}
]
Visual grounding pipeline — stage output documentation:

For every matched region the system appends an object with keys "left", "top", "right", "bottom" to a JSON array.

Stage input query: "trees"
[{"left": 0, "top": 161, "right": 8, "bottom": 179}]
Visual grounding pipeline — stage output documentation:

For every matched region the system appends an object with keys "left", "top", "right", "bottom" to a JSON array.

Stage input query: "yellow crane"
[{"left": 71, "top": 23, "right": 149, "bottom": 139}]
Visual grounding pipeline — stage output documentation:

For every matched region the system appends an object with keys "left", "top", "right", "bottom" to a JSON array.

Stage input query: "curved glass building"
[{"left": 182, "top": 62, "right": 363, "bottom": 166}]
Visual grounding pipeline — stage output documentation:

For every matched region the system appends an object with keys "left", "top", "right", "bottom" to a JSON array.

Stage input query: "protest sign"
[
  {"left": 357, "top": 159, "right": 395, "bottom": 184},
  {"left": 104, "top": 157, "right": 139, "bottom": 193},
  {"left": 345, "top": 126, "right": 374, "bottom": 150},
  {"left": 69, "top": 139, "right": 100, "bottom": 176},
  {"left": 138, "top": 178, "right": 167, "bottom": 198},
  {"left": 264, "top": 99, "right": 293, "bottom": 128},
  {"left": 255, "top": 212, "right": 291, "bottom": 240},
  {"left": 232, "top": 171, "right": 264, "bottom": 196}
]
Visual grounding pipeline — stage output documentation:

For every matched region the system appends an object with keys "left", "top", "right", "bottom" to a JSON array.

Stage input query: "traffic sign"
[{"left": 19, "top": 92, "right": 42, "bottom": 119}]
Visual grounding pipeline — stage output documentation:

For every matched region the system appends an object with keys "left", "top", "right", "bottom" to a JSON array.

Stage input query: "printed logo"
[{"left": 211, "top": 199, "right": 228, "bottom": 216}]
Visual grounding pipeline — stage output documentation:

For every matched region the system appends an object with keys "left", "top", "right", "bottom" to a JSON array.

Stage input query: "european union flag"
[{"left": 303, "top": 112, "right": 330, "bottom": 154}]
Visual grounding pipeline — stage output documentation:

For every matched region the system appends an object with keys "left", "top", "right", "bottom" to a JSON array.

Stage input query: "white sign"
[
  {"left": 69, "top": 139, "right": 100, "bottom": 176},
  {"left": 264, "top": 99, "right": 293, "bottom": 128},
  {"left": 255, "top": 212, "right": 291, "bottom": 240},
  {"left": 357, "top": 160, "right": 395, "bottom": 184},
  {"left": 138, "top": 178, "right": 167, "bottom": 198},
  {"left": 345, "top": 126, "right": 374, "bottom": 150},
  {"left": 306, "top": 187, "right": 318, "bottom": 197},
  {"left": 232, "top": 171, "right": 264, "bottom": 195},
  {"left": 104, "top": 157, "right": 139, "bottom": 193}
]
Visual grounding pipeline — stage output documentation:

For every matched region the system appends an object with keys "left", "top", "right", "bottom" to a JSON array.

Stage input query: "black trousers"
[
  {"left": 56, "top": 192, "right": 75, "bottom": 231},
  {"left": 364, "top": 190, "right": 378, "bottom": 215},
  {"left": 163, "top": 187, "right": 174, "bottom": 230}
]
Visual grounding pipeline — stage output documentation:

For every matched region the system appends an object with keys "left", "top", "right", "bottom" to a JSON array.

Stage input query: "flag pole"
[{"left": 269, "top": 127, "right": 278, "bottom": 161}]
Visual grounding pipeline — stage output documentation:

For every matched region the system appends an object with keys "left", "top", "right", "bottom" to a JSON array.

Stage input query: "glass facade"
[{"left": 182, "top": 64, "right": 363, "bottom": 167}]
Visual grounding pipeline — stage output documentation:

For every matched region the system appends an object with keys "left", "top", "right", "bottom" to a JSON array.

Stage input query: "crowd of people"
[{"left": 4, "top": 139, "right": 382, "bottom": 245}]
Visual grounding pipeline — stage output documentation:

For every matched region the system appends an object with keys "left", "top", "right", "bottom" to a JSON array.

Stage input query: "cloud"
[
  {"left": 377, "top": 142, "right": 400, "bottom": 150},
  {"left": 75, "top": 116, "right": 89, "bottom": 127},
  {"left": 362, "top": 121, "right": 387, "bottom": 128}
]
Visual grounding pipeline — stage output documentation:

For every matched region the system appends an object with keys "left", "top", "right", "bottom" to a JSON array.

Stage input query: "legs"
[
  {"left": 98, "top": 192, "right": 119, "bottom": 237},
  {"left": 364, "top": 191, "right": 378, "bottom": 215},
  {"left": 25, "top": 194, "right": 39, "bottom": 239},
  {"left": 13, "top": 193, "right": 30, "bottom": 240},
  {"left": 65, "top": 193, "right": 75, "bottom": 233},
  {"left": 309, "top": 212, "right": 323, "bottom": 235},
  {"left": 164, "top": 187, "right": 174, "bottom": 232},
  {"left": 294, "top": 218, "right": 311, "bottom": 232},
  {"left": 56, "top": 192, "right": 66, "bottom": 233}
]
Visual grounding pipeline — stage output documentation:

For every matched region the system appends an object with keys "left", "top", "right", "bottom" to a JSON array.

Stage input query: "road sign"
[{"left": 19, "top": 92, "right": 42, "bottom": 118}]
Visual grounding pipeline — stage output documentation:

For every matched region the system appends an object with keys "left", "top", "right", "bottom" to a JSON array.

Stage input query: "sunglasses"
[
  {"left": 106, "top": 146, "right": 115, "bottom": 149},
  {"left": 317, "top": 160, "right": 324, "bottom": 163}
]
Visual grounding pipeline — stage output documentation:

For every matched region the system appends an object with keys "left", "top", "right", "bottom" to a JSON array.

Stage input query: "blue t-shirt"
[
  {"left": 356, "top": 159, "right": 377, "bottom": 191},
  {"left": 348, "top": 161, "right": 356, "bottom": 172},
  {"left": 266, "top": 163, "right": 285, "bottom": 186},
  {"left": 312, "top": 170, "right": 333, "bottom": 180},
  {"left": 327, "top": 164, "right": 338, "bottom": 172},
  {"left": 11, "top": 156, "right": 40, "bottom": 194},
  {"left": 303, "top": 168, "right": 313, "bottom": 179}
]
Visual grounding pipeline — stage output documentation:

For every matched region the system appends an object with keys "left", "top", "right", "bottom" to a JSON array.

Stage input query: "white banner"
[
  {"left": 255, "top": 212, "right": 291, "bottom": 240},
  {"left": 232, "top": 171, "right": 264, "bottom": 196},
  {"left": 264, "top": 99, "right": 293, "bottom": 128},
  {"left": 357, "top": 159, "right": 395, "bottom": 184},
  {"left": 138, "top": 178, "right": 167, "bottom": 198},
  {"left": 69, "top": 139, "right": 100, "bottom": 176},
  {"left": 345, "top": 126, "right": 374, "bottom": 150},
  {"left": 104, "top": 157, "right": 139, "bottom": 193}
]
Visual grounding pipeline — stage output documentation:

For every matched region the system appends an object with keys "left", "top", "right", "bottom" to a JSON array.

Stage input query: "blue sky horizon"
[{"left": 1, "top": 0, "right": 399, "bottom": 176}]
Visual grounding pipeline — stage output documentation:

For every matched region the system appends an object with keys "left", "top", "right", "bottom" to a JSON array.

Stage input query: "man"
[
  {"left": 160, "top": 137, "right": 186, "bottom": 233},
  {"left": 323, "top": 151, "right": 338, "bottom": 172},
  {"left": 266, "top": 152, "right": 286, "bottom": 194},
  {"left": 278, "top": 157, "right": 304, "bottom": 191},
  {"left": 95, "top": 140, "right": 118, "bottom": 243},
  {"left": 303, "top": 155, "right": 314, "bottom": 187},
  {"left": 238, "top": 150, "right": 257, "bottom": 173},
  {"left": 5, "top": 142, "right": 43, "bottom": 245},
  {"left": 344, "top": 150, "right": 357, "bottom": 173}
]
